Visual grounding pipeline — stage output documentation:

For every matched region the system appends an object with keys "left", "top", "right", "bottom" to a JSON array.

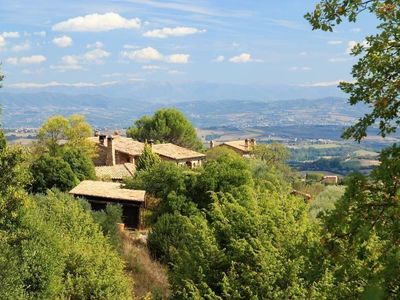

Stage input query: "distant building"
[
  {"left": 290, "top": 190, "right": 312, "bottom": 203},
  {"left": 323, "top": 175, "right": 338, "bottom": 185},
  {"left": 89, "top": 134, "right": 205, "bottom": 169},
  {"left": 211, "top": 138, "right": 257, "bottom": 157},
  {"left": 70, "top": 180, "right": 146, "bottom": 229}
]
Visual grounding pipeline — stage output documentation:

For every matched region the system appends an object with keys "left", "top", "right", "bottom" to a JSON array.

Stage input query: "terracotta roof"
[
  {"left": 70, "top": 180, "right": 145, "bottom": 202},
  {"left": 95, "top": 163, "right": 136, "bottom": 180},
  {"left": 89, "top": 136, "right": 205, "bottom": 160},
  {"left": 222, "top": 140, "right": 253, "bottom": 153},
  {"left": 88, "top": 136, "right": 144, "bottom": 156},
  {"left": 152, "top": 143, "right": 205, "bottom": 160}
]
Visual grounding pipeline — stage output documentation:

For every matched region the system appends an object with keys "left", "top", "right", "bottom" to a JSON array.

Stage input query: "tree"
[
  {"left": 252, "top": 143, "right": 289, "bottom": 166},
  {"left": 306, "top": 1, "right": 400, "bottom": 141},
  {"left": 29, "top": 154, "right": 79, "bottom": 194},
  {"left": 136, "top": 143, "right": 161, "bottom": 171},
  {"left": 62, "top": 147, "right": 96, "bottom": 181},
  {"left": 127, "top": 108, "right": 204, "bottom": 151},
  {"left": 38, "top": 114, "right": 94, "bottom": 156}
]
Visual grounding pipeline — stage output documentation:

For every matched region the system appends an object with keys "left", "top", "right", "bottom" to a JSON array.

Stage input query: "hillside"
[{"left": 0, "top": 92, "right": 367, "bottom": 129}]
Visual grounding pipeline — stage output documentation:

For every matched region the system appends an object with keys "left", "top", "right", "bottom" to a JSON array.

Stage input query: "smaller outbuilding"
[{"left": 70, "top": 180, "right": 146, "bottom": 229}]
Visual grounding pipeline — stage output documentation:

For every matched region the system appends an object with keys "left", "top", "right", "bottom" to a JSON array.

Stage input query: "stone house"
[
  {"left": 89, "top": 134, "right": 205, "bottom": 168},
  {"left": 70, "top": 180, "right": 146, "bottom": 229},
  {"left": 210, "top": 138, "right": 257, "bottom": 157}
]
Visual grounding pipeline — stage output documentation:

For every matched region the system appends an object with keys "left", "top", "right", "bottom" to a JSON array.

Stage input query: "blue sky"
[{"left": 0, "top": 0, "right": 377, "bottom": 89}]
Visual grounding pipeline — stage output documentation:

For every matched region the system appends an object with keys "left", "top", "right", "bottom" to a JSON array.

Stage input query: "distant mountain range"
[{"left": 0, "top": 87, "right": 366, "bottom": 129}]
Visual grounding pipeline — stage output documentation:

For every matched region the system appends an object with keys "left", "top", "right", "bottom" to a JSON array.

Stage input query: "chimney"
[
  {"left": 148, "top": 139, "right": 154, "bottom": 148},
  {"left": 99, "top": 134, "right": 106, "bottom": 146},
  {"left": 245, "top": 138, "right": 249, "bottom": 148},
  {"left": 106, "top": 135, "right": 116, "bottom": 166},
  {"left": 250, "top": 138, "right": 256, "bottom": 148},
  {"left": 209, "top": 140, "right": 215, "bottom": 149}
]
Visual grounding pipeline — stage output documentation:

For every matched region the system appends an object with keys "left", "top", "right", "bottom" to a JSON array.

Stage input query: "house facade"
[
  {"left": 89, "top": 134, "right": 205, "bottom": 169},
  {"left": 70, "top": 180, "right": 146, "bottom": 229}
]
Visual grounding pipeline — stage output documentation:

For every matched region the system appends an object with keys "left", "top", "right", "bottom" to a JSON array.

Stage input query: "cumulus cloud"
[
  {"left": 328, "top": 40, "right": 343, "bottom": 45},
  {"left": 346, "top": 40, "right": 358, "bottom": 54},
  {"left": 84, "top": 48, "right": 110, "bottom": 63},
  {"left": 229, "top": 53, "right": 253, "bottom": 63},
  {"left": 2, "top": 31, "right": 20, "bottom": 38},
  {"left": 213, "top": 55, "right": 225, "bottom": 62},
  {"left": 122, "top": 47, "right": 190, "bottom": 64},
  {"left": 52, "top": 12, "right": 141, "bottom": 32},
  {"left": 11, "top": 41, "right": 31, "bottom": 52},
  {"left": 0, "top": 36, "right": 5, "bottom": 48},
  {"left": 166, "top": 54, "right": 189, "bottom": 64},
  {"left": 6, "top": 55, "right": 47, "bottom": 65},
  {"left": 122, "top": 47, "right": 163, "bottom": 61},
  {"left": 53, "top": 35, "right": 73, "bottom": 47},
  {"left": 143, "top": 26, "right": 205, "bottom": 38}
]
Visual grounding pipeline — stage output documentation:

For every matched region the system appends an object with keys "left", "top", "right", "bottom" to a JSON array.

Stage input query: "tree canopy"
[
  {"left": 38, "top": 114, "right": 94, "bottom": 156},
  {"left": 135, "top": 143, "right": 161, "bottom": 171},
  {"left": 127, "top": 108, "right": 204, "bottom": 151},
  {"left": 306, "top": 0, "right": 400, "bottom": 141}
]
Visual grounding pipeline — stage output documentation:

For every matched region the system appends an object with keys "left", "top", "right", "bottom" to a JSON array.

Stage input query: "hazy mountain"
[{"left": 0, "top": 87, "right": 365, "bottom": 129}]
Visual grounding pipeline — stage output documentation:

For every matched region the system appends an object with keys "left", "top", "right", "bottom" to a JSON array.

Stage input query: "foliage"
[
  {"left": 206, "top": 146, "right": 239, "bottom": 161},
  {"left": 313, "top": 145, "right": 400, "bottom": 298},
  {"left": 29, "top": 154, "right": 79, "bottom": 194},
  {"left": 309, "top": 185, "right": 345, "bottom": 218},
  {"left": 306, "top": 0, "right": 400, "bottom": 141},
  {"left": 136, "top": 143, "right": 161, "bottom": 171},
  {"left": 0, "top": 130, "right": 132, "bottom": 299},
  {"left": 62, "top": 147, "right": 96, "bottom": 181},
  {"left": 127, "top": 108, "right": 204, "bottom": 151},
  {"left": 38, "top": 114, "right": 94, "bottom": 156},
  {"left": 252, "top": 143, "right": 289, "bottom": 165},
  {"left": 91, "top": 204, "right": 123, "bottom": 248}
]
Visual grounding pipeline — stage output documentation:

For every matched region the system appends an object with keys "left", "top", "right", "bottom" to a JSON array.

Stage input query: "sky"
[{"left": 0, "top": 0, "right": 377, "bottom": 90}]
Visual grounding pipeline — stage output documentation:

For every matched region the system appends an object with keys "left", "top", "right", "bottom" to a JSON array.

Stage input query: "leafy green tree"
[
  {"left": 136, "top": 143, "right": 161, "bottom": 171},
  {"left": 29, "top": 154, "right": 79, "bottom": 194},
  {"left": 127, "top": 108, "right": 204, "bottom": 151},
  {"left": 62, "top": 147, "right": 96, "bottom": 181},
  {"left": 309, "top": 185, "right": 345, "bottom": 218},
  {"left": 38, "top": 114, "right": 94, "bottom": 156},
  {"left": 306, "top": 1, "right": 400, "bottom": 141},
  {"left": 252, "top": 143, "right": 289, "bottom": 166}
]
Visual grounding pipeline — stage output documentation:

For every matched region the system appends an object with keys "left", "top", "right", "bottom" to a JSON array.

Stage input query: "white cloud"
[
  {"left": 299, "top": 80, "right": 344, "bottom": 87},
  {"left": 6, "top": 55, "right": 46, "bottom": 65},
  {"left": 328, "top": 40, "right": 343, "bottom": 45},
  {"left": 122, "top": 47, "right": 163, "bottom": 61},
  {"left": 62, "top": 55, "right": 79, "bottom": 65},
  {"left": 11, "top": 41, "right": 31, "bottom": 52},
  {"left": 168, "top": 70, "right": 184, "bottom": 75},
  {"left": 122, "top": 47, "right": 190, "bottom": 64},
  {"left": 7, "top": 80, "right": 119, "bottom": 89},
  {"left": 2, "top": 32, "right": 20, "bottom": 38},
  {"left": 52, "top": 12, "right": 141, "bottom": 32},
  {"left": 0, "top": 36, "right": 5, "bottom": 48},
  {"left": 213, "top": 55, "right": 225, "bottom": 62},
  {"left": 84, "top": 48, "right": 110, "bottom": 63},
  {"left": 351, "top": 28, "right": 361, "bottom": 32},
  {"left": 346, "top": 40, "right": 358, "bottom": 54},
  {"left": 53, "top": 35, "right": 73, "bottom": 47},
  {"left": 34, "top": 31, "right": 46, "bottom": 37},
  {"left": 143, "top": 26, "right": 205, "bottom": 38},
  {"left": 229, "top": 53, "right": 253, "bottom": 63},
  {"left": 86, "top": 41, "right": 103, "bottom": 49},
  {"left": 166, "top": 54, "right": 189, "bottom": 64}
]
